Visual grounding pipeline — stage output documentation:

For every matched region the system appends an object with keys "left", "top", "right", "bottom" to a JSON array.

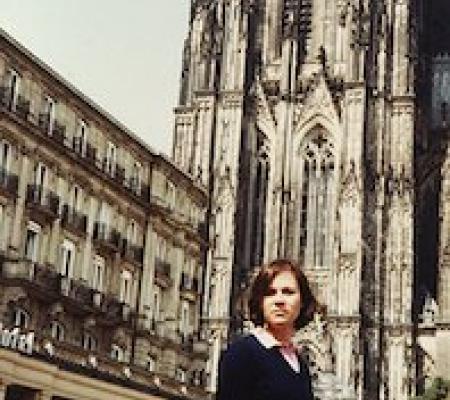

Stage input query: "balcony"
[
  {"left": 1, "top": 260, "right": 60, "bottom": 296},
  {"left": 147, "top": 317, "right": 166, "bottom": 338},
  {"left": 0, "top": 85, "right": 12, "bottom": 110},
  {"left": 15, "top": 95, "right": 30, "bottom": 120},
  {"left": 38, "top": 112, "right": 51, "bottom": 133},
  {"left": 50, "top": 120, "right": 66, "bottom": 144},
  {"left": 101, "top": 295, "right": 132, "bottom": 325},
  {"left": 179, "top": 333, "right": 194, "bottom": 353},
  {"left": 0, "top": 167, "right": 18, "bottom": 199},
  {"left": 25, "top": 184, "right": 60, "bottom": 223},
  {"left": 61, "top": 277, "right": 94, "bottom": 306},
  {"left": 93, "top": 222, "right": 121, "bottom": 253},
  {"left": 127, "top": 178, "right": 150, "bottom": 204},
  {"left": 0, "top": 86, "right": 151, "bottom": 210},
  {"left": 154, "top": 258, "right": 172, "bottom": 288},
  {"left": 121, "top": 239, "right": 144, "bottom": 265},
  {"left": 114, "top": 166, "right": 125, "bottom": 185},
  {"left": 61, "top": 204, "right": 87, "bottom": 236},
  {"left": 176, "top": 331, "right": 208, "bottom": 356},
  {"left": 180, "top": 273, "right": 199, "bottom": 302},
  {"left": 72, "top": 137, "right": 97, "bottom": 165}
]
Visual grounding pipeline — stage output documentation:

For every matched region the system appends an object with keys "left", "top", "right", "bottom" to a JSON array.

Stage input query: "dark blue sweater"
[{"left": 216, "top": 335, "right": 314, "bottom": 400}]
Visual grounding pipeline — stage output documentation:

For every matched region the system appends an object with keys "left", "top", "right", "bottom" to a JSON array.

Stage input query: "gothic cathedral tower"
[{"left": 172, "top": 1, "right": 450, "bottom": 399}]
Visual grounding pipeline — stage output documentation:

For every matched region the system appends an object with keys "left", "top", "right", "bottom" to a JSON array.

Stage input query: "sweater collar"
[{"left": 251, "top": 327, "right": 295, "bottom": 350}]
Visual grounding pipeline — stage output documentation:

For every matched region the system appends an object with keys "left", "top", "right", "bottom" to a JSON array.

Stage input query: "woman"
[{"left": 217, "top": 259, "right": 320, "bottom": 400}]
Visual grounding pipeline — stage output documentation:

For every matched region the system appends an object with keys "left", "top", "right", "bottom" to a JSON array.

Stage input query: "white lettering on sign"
[{"left": 0, "top": 323, "right": 34, "bottom": 354}]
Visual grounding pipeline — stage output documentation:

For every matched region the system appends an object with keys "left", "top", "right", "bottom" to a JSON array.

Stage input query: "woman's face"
[{"left": 262, "top": 269, "right": 302, "bottom": 331}]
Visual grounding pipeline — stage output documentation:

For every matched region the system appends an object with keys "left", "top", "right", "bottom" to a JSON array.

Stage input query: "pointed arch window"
[{"left": 299, "top": 129, "right": 335, "bottom": 268}]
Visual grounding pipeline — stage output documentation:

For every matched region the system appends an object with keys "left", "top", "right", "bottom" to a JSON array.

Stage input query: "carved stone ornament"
[
  {"left": 338, "top": 253, "right": 357, "bottom": 272},
  {"left": 294, "top": 74, "right": 341, "bottom": 132},
  {"left": 252, "top": 78, "right": 277, "bottom": 139},
  {"left": 340, "top": 160, "right": 360, "bottom": 205}
]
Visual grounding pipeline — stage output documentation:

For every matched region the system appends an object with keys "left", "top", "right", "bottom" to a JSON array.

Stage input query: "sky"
[{"left": 0, "top": 0, "right": 190, "bottom": 154}]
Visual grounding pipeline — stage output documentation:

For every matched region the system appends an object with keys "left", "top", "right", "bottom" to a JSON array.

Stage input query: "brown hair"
[{"left": 248, "top": 259, "right": 321, "bottom": 329}]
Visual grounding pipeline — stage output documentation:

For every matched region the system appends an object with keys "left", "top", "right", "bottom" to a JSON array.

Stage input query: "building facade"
[
  {"left": 0, "top": 29, "right": 209, "bottom": 400},
  {"left": 172, "top": 0, "right": 450, "bottom": 399}
]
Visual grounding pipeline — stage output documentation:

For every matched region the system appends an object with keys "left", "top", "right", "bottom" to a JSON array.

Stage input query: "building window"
[
  {"left": 119, "top": 270, "right": 133, "bottom": 305},
  {"left": 5, "top": 68, "right": 20, "bottom": 109},
  {"left": 98, "top": 201, "right": 110, "bottom": 225},
  {"left": 156, "top": 236, "right": 167, "bottom": 260},
  {"left": 126, "top": 220, "right": 137, "bottom": 244},
  {"left": 82, "top": 332, "right": 97, "bottom": 352},
  {"left": 105, "top": 141, "right": 117, "bottom": 176},
  {"left": 59, "top": 239, "right": 75, "bottom": 278},
  {"left": 147, "top": 355, "right": 156, "bottom": 372},
  {"left": 179, "top": 301, "right": 190, "bottom": 336},
  {"left": 111, "top": 344, "right": 124, "bottom": 362},
  {"left": 92, "top": 255, "right": 104, "bottom": 292},
  {"left": 40, "top": 95, "right": 55, "bottom": 133},
  {"left": 131, "top": 161, "right": 142, "bottom": 194},
  {"left": 0, "top": 139, "right": 11, "bottom": 173},
  {"left": 175, "top": 367, "right": 187, "bottom": 383},
  {"left": 14, "top": 308, "right": 30, "bottom": 330},
  {"left": 299, "top": 129, "right": 335, "bottom": 268},
  {"left": 70, "top": 184, "right": 83, "bottom": 212},
  {"left": 34, "top": 162, "right": 48, "bottom": 191},
  {"left": 151, "top": 288, "right": 161, "bottom": 330},
  {"left": 24, "top": 221, "right": 41, "bottom": 262},
  {"left": 75, "top": 119, "right": 88, "bottom": 156},
  {"left": 166, "top": 181, "right": 175, "bottom": 210},
  {"left": 50, "top": 321, "right": 65, "bottom": 342}
]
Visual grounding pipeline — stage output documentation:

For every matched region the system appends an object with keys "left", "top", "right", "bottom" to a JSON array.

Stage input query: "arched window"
[{"left": 299, "top": 128, "right": 335, "bottom": 268}]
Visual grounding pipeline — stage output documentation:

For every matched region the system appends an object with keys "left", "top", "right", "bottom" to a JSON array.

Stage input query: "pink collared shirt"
[{"left": 251, "top": 327, "right": 300, "bottom": 373}]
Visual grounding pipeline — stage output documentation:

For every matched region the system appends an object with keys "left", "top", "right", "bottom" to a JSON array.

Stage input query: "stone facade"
[
  {"left": 0, "top": 29, "right": 209, "bottom": 400},
  {"left": 172, "top": 1, "right": 450, "bottom": 399}
]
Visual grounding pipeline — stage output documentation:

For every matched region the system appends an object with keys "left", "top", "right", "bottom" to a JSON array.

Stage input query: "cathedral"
[{"left": 172, "top": 0, "right": 450, "bottom": 399}]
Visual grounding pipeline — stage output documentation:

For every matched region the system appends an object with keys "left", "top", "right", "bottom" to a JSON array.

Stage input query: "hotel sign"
[{"left": 0, "top": 323, "right": 34, "bottom": 355}]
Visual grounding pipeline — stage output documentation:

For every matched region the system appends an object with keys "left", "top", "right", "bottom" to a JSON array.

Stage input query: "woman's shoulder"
[{"left": 221, "top": 334, "right": 260, "bottom": 362}]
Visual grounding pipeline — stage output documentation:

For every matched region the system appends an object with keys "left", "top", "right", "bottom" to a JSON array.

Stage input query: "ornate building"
[
  {"left": 171, "top": 0, "right": 450, "bottom": 399},
  {"left": 0, "top": 29, "right": 210, "bottom": 400}
]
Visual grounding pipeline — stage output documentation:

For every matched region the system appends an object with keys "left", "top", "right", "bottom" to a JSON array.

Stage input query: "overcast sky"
[{"left": 0, "top": 0, "right": 190, "bottom": 154}]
